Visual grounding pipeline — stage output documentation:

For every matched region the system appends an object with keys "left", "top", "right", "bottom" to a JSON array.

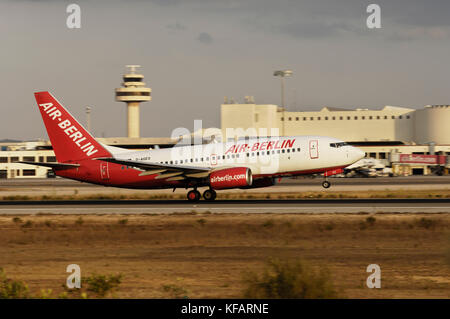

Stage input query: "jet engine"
[{"left": 209, "top": 167, "right": 252, "bottom": 190}]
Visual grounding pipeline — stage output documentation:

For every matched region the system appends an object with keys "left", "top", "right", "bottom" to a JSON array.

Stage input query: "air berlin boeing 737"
[{"left": 20, "top": 92, "right": 365, "bottom": 201}]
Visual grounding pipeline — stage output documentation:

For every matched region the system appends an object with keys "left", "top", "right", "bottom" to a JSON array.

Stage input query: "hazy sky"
[{"left": 1, "top": 0, "right": 450, "bottom": 140}]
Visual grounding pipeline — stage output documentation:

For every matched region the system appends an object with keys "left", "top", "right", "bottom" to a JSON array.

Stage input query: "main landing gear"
[
  {"left": 186, "top": 188, "right": 217, "bottom": 202},
  {"left": 187, "top": 189, "right": 201, "bottom": 202},
  {"left": 202, "top": 189, "right": 217, "bottom": 201},
  {"left": 322, "top": 180, "right": 331, "bottom": 189}
]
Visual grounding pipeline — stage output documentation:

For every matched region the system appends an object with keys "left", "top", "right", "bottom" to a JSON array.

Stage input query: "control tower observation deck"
[{"left": 115, "top": 65, "right": 152, "bottom": 138}]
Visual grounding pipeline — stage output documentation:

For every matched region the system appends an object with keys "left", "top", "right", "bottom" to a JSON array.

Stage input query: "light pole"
[
  {"left": 273, "top": 70, "right": 293, "bottom": 136},
  {"left": 86, "top": 106, "right": 91, "bottom": 132}
]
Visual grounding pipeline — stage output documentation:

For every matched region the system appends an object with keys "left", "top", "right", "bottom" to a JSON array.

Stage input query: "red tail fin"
[{"left": 34, "top": 91, "right": 111, "bottom": 163}]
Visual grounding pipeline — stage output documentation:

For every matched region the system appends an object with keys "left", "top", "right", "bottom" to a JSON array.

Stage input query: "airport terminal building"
[
  {"left": 221, "top": 101, "right": 450, "bottom": 176},
  {"left": 221, "top": 102, "right": 450, "bottom": 145}
]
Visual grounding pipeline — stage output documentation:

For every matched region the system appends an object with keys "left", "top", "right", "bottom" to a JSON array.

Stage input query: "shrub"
[
  {"left": 161, "top": 284, "right": 188, "bottom": 299},
  {"left": 262, "top": 220, "right": 274, "bottom": 228},
  {"left": 82, "top": 273, "right": 122, "bottom": 298},
  {"left": 21, "top": 221, "right": 33, "bottom": 228},
  {"left": 118, "top": 218, "right": 128, "bottom": 225},
  {"left": 37, "top": 289, "right": 53, "bottom": 299},
  {"left": 12, "top": 217, "right": 22, "bottom": 224},
  {"left": 416, "top": 217, "right": 437, "bottom": 229},
  {"left": 242, "top": 259, "right": 339, "bottom": 299},
  {"left": 366, "top": 216, "right": 376, "bottom": 226},
  {"left": 75, "top": 217, "right": 84, "bottom": 226},
  {"left": 0, "top": 268, "right": 30, "bottom": 299},
  {"left": 196, "top": 218, "right": 206, "bottom": 226}
]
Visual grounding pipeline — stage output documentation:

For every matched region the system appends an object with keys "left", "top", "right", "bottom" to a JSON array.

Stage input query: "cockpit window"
[{"left": 330, "top": 142, "right": 348, "bottom": 148}]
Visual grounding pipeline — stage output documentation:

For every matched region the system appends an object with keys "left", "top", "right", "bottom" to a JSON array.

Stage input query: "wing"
[{"left": 94, "top": 157, "right": 212, "bottom": 179}]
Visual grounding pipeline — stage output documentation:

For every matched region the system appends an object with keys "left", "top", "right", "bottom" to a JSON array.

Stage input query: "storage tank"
[{"left": 414, "top": 105, "right": 450, "bottom": 144}]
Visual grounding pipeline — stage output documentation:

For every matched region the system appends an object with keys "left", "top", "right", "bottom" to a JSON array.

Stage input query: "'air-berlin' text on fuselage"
[
  {"left": 225, "top": 139, "right": 295, "bottom": 155},
  {"left": 39, "top": 103, "right": 98, "bottom": 157}
]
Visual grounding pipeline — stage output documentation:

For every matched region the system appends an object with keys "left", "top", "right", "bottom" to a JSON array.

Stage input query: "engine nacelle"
[
  {"left": 209, "top": 167, "right": 252, "bottom": 190},
  {"left": 240, "top": 177, "right": 276, "bottom": 189}
]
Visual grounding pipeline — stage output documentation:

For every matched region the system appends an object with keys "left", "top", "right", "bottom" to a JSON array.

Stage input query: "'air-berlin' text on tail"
[{"left": 34, "top": 91, "right": 111, "bottom": 163}]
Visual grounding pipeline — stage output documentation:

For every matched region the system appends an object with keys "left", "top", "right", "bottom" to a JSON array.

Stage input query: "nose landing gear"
[{"left": 322, "top": 180, "right": 331, "bottom": 189}]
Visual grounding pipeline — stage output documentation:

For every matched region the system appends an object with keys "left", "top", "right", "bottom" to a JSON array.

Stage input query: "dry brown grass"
[{"left": 0, "top": 213, "right": 449, "bottom": 298}]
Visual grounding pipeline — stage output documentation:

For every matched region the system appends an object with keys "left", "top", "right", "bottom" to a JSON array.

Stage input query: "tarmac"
[
  {"left": 0, "top": 199, "right": 448, "bottom": 214},
  {"left": 0, "top": 176, "right": 448, "bottom": 214}
]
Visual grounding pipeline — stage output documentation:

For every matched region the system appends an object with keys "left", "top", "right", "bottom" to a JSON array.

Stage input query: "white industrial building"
[
  {"left": 221, "top": 101, "right": 450, "bottom": 176},
  {"left": 221, "top": 102, "right": 450, "bottom": 145}
]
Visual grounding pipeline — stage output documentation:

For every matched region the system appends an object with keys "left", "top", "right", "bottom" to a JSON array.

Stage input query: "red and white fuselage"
[{"left": 22, "top": 92, "right": 365, "bottom": 201}]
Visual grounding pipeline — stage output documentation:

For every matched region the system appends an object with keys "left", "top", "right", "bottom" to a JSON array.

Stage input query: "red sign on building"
[{"left": 398, "top": 154, "right": 446, "bottom": 164}]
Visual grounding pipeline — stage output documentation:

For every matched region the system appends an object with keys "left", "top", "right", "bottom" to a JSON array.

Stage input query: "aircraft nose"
[{"left": 355, "top": 147, "right": 365, "bottom": 160}]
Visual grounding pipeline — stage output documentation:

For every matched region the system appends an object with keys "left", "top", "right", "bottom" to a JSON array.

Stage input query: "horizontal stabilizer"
[{"left": 18, "top": 161, "right": 80, "bottom": 169}]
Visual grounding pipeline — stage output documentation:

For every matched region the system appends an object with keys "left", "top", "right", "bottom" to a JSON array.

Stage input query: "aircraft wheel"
[
  {"left": 187, "top": 189, "right": 201, "bottom": 202},
  {"left": 322, "top": 180, "right": 331, "bottom": 188},
  {"left": 203, "top": 189, "right": 217, "bottom": 201}
]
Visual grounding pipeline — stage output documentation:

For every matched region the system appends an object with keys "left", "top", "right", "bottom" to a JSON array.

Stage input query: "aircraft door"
[
  {"left": 210, "top": 154, "right": 217, "bottom": 166},
  {"left": 100, "top": 162, "right": 110, "bottom": 180},
  {"left": 309, "top": 140, "right": 319, "bottom": 159}
]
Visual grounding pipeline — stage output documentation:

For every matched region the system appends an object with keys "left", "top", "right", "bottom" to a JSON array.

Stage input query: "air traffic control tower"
[{"left": 115, "top": 65, "right": 151, "bottom": 138}]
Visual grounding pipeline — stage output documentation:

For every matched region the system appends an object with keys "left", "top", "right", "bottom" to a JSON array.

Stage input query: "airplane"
[
  {"left": 344, "top": 158, "right": 392, "bottom": 177},
  {"left": 19, "top": 91, "right": 366, "bottom": 201}
]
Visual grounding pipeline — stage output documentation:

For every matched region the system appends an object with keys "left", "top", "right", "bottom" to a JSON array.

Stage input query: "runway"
[{"left": 0, "top": 199, "right": 449, "bottom": 214}]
